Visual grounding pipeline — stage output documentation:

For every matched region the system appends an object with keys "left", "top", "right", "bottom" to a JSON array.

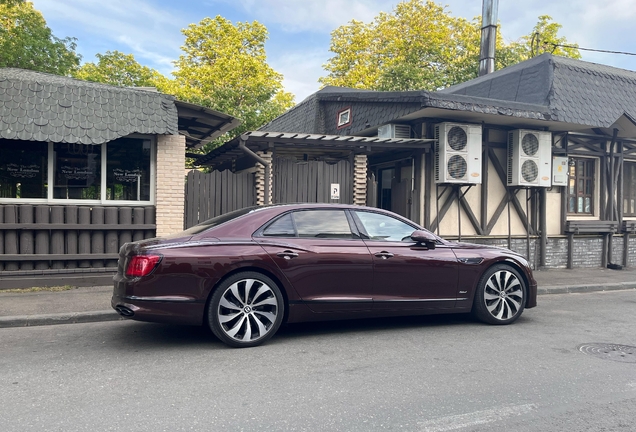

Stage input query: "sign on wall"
[{"left": 331, "top": 183, "right": 340, "bottom": 200}]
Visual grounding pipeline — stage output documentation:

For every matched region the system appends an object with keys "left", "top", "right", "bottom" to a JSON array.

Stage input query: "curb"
[
  {"left": 0, "top": 310, "right": 123, "bottom": 328},
  {"left": 538, "top": 283, "right": 636, "bottom": 295},
  {"left": 1, "top": 285, "right": 635, "bottom": 328}
]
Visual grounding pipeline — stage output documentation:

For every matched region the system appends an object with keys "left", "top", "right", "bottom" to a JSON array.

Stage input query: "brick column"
[
  {"left": 255, "top": 151, "right": 273, "bottom": 205},
  {"left": 354, "top": 154, "right": 368, "bottom": 205},
  {"left": 155, "top": 134, "right": 186, "bottom": 236}
]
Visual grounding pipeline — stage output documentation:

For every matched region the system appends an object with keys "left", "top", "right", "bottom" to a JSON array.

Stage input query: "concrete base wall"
[{"left": 451, "top": 235, "right": 636, "bottom": 269}]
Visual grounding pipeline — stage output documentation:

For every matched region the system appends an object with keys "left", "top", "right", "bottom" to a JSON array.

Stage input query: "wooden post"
[
  {"left": 119, "top": 207, "right": 132, "bottom": 247},
  {"left": 602, "top": 233, "right": 609, "bottom": 268},
  {"left": 91, "top": 207, "right": 105, "bottom": 268},
  {"left": 0, "top": 207, "right": 4, "bottom": 271},
  {"left": 78, "top": 207, "right": 91, "bottom": 268},
  {"left": 539, "top": 188, "right": 547, "bottom": 267},
  {"left": 35, "top": 205, "right": 50, "bottom": 270},
  {"left": 567, "top": 233, "right": 574, "bottom": 269},
  {"left": 4, "top": 205, "right": 18, "bottom": 271},
  {"left": 104, "top": 207, "right": 119, "bottom": 267},
  {"left": 144, "top": 207, "right": 156, "bottom": 239},
  {"left": 65, "top": 206, "right": 78, "bottom": 269},
  {"left": 50, "top": 206, "right": 65, "bottom": 269},
  {"left": 19, "top": 205, "right": 34, "bottom": 270},
  {"left": 624, "top": 233, "right": 630, "bottom": 268},
  {"left": 133, "top": 207, "right": 145, "bottom": 241}
]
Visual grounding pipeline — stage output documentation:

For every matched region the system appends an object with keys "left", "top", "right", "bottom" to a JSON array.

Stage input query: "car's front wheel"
[
  {"left": 472, "top": 264, "right": 526, "bottom": 325},
  {"left": 208, "top": 272, "right": 284, "bottom": 348}
]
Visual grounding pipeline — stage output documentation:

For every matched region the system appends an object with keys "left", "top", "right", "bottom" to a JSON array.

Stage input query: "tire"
[
  {"left": 207, "top": 272, "right": 284, "bottom": 348},
  {"left": 472, "top": 264, "right": 527, "bottom": 325}
]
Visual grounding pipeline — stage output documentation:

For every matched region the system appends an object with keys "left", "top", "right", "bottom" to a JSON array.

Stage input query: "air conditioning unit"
[
  {"left": 378, "top": 124, "right": 411, "bottom": 139},
  {"left": 434, "top": 123, "right": 482, "bottom": 184},
  {"left": 507, "top": 130, "right": 552, "bottom": 187}
]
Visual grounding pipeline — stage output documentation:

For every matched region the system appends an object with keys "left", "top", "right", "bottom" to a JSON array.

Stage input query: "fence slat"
[
  {"left": 78, "top": 207, "right": 91, "bottom": 268},
  {"left": 50, "top": 207, "right": 64, "bottom": 269},
  {"left": 34, "top": 205, "right": 50, "bottom": 270},
  {"left": 19, "top": 205, "right": 34, "bottom": 270},
  {"left": 104, "top": 207, "right": 119, "bottom": 267},
  {"left": 65, "top": 206, "right": 78, "bottom": 269}
]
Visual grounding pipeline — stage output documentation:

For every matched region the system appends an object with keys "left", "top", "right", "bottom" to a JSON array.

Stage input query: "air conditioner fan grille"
[
  {"left": 447, "top": 126, "right": 467, "bottom": 151},
  {"left": 521, "top": 133, "right": 539, "bottom": 156},
  {"left": 522, "top": 159, "right": 538, "bottom": 182},
  {"left": 448, "top": 155, "right": 467, "bottom": 179}
]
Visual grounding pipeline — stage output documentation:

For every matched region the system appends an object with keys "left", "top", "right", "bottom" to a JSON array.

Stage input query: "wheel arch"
[{"left": 469, "top": 258, "right": 530, "bottom": 308}]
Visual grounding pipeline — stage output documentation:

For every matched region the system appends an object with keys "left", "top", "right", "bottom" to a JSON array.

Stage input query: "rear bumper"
[{"left": 111, "top": 294, "right": 205, "bottom": 326}]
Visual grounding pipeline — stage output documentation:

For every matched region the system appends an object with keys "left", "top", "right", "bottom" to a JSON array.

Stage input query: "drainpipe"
[
  {"left": 238, "top": 139, "right": 271, "bottom": 205},
  {"left": 478, "top": 0, "right": 499, "bottom": 76}
]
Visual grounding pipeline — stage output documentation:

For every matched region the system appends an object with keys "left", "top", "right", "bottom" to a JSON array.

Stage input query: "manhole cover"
[{"left": 578, "top": 343, "right": 636, "bottom": 363}]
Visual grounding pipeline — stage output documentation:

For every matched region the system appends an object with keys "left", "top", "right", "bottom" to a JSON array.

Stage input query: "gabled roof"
[
  {"left": 441, "top": 53, "right": 636, "bottom": 128},
  {"left": 0, "top": 68, "right": 240, "bottom": 147}
]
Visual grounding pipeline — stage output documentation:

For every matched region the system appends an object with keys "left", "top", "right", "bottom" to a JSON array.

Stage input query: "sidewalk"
[{"left": 1, "top": 267, "right": 635, "bottom": 328}]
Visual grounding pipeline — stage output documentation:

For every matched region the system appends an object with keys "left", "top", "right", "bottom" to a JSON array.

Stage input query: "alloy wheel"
[
  {"left": 483, "top": 270, "right": 524, "bottom": 321},
  {"left": 217, "top": 278, "right": 279, "bottom": 343}
]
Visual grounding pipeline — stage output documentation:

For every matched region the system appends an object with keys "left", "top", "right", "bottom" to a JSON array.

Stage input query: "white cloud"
[
  {"left": 211, "top": 0, "right": 400, "bottom": 33},
  {"left": 270, "top": 48, "right": 328, "bottom": 101},
  {"left": 31, "top": 0, "right": 186, "bottom": 74}
]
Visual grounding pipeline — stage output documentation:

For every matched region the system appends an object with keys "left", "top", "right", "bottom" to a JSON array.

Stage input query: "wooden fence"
[
  {"left": 274, "top": 158, "right": 353, "bottom": 204},
  {"left": 184, "top": 169, "right": 255, "bottom": 229},
  {"left": 0, "top": 204, "right": 155, "bottom": 272}
]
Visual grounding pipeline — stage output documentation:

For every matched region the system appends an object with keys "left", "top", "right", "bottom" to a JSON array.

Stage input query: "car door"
[
  {"left": 352, "top": 210, "right": 459, "bottom": 311},
  {"left": 255, "top": 209, "right": 374, "bottom": 313}
]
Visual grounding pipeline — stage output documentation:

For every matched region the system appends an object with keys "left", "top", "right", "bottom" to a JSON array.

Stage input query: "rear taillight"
[{"left": 126, "top": 255, "right": 162, "bottom": 277}]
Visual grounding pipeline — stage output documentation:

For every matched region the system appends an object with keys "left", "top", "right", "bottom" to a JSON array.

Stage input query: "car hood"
[{"left": 448, "top": 241, "right": 518, "bottom": 254}]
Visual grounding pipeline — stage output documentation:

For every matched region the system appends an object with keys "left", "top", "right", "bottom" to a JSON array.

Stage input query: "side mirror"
[{"left": 410, "top": 230, "right": 437, "bottom": 249}]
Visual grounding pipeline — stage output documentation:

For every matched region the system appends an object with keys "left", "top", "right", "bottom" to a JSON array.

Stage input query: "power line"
[
  {"left": 531, "top": 32, "right": 636, "bottom": 57},
  {"left": 553, "top": 43, "right": 636, "bottom": 57}
]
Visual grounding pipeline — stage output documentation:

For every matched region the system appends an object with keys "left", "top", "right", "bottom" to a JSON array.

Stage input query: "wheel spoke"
[
  {"left": 486, "top": 298, "right": 501, "bottom": 313},
  {"left": 250, "top": 285, "right": 271, "bottom": 305},
  {"left": 242, "top": 316, "right": 252, "bottom": 341},
  {"left": 225, "top": 315, "right": 246, "bottom": 338},
  {"left": 252, "top": 297, "right": 277, "bottom": 307},
  {"left": 220, "top": 296, "right": 241, "bottom": 311},
  {"left": 484, "top": 291, "right": 499, "bottom": 300},
  {"left": 253, "top": 310, "right": 276, "bottom": 323},
  {"left": 230, "top": 284, "right": 245, "bottom": 306},
  {"left": 505, "top": 296, "right": 521, "bottom": 310},
  {"left": 486, "top": 278, "right": 501, "bottom": 293},
  {"left": 251, "top": 313, "right": 269, "bottom": 336},
  {"left": 219, "top": 311, "right": 241, "bottom": 323},
  {"left": 243, "top": 279, "right": 256, "bottom": 303}
]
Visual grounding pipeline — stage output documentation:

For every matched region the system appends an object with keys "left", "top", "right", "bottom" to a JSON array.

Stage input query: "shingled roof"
[
  {"left": 0, "top": 68, "right": 240, "bottom": 148},
  {"left": 441, "top": 53, "right": 636, "bottom": 128}
]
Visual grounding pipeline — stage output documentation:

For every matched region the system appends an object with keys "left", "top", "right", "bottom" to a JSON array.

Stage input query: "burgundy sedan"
[{"left": 112, "top": 204, "right": 537, "bottom": 347}]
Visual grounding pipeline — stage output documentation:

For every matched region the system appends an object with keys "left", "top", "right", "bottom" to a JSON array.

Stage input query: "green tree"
[
  {"left": 159, "top": 16, "right": 295, "bottom": 153},
  {"left": 73, "top": 50, "right": 165, "bottom": 87},
  {"left": 0, "top": 0, "right": 80, "bottom": 74},
  {"left": 320, "top": 0, "right": 579, "bottom": 91},
  {"left": 515, "top": 15, "right": 581, "bottom": 60}
]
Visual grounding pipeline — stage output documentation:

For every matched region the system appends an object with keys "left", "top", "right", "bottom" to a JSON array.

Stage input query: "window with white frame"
[
  {"left": 0, "top": 136, "right": 154, "bottom": 203},
  {"left": 567, "top": 157, "right": 595, "bottom": 214},
  {"left": 624, "top": 161, "right": 636, "bottom": 217}
]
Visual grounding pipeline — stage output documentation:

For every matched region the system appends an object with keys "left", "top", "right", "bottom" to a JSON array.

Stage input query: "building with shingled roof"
[
  {"left": 195, "top": 54, "right": 636, "bottom": 270},
  {"left": 0, "top": 68, "right": 240, "bottom": 288}
]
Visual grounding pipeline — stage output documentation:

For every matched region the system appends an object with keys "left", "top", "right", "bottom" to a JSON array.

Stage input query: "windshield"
[{"left": 181, "top": 207, "right": 259, "bottom": 235}]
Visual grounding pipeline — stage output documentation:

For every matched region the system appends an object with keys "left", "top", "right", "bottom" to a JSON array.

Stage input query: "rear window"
[{"left": 181, "top": 207, "right": 258, "bottom": 235}]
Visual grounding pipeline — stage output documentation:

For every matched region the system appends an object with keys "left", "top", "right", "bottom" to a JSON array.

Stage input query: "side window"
[
  {"left": 354, "top": 211, "right": 415, "bottom": 242},
  {"left": 293, "top": 210, "right": 354, "bottom": 239},
  {"left": 262, "top": 213, "right": 296, "bottom": 237}
]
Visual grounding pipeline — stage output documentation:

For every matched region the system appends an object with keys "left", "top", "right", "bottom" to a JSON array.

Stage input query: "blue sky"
[{"left": 30, "top": 0, "right": 636, "bottom": 103}]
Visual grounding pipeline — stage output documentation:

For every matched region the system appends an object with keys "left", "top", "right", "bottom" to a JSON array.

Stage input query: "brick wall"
[{"left": 155, "top": 134, "right": 186, "bottom": 237}]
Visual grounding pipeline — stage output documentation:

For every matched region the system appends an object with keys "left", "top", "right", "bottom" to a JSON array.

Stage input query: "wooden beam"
[
  {"left": 458, "top": 190, "right": 484, "bottom": 235},
  {"left": 430, "top": 187, "right": 456, "bottom": 233}
]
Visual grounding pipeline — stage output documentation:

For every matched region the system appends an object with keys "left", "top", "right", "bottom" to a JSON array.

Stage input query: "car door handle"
[
  {"left": 277, "top": 250, "right": 299, "bottom": 260},
  {"left": 374, "top": 251, "right": 394, "bottom": 259}
]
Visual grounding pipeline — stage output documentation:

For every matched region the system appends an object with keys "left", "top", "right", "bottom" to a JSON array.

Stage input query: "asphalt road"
[{"left": 2, "top": 291, "right": 635, "bottom": 432}]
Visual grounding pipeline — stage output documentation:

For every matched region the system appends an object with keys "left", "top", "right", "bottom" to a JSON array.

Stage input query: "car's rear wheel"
[
  {"left": 472, "top": 264, "right": 526, "bottom": 325},
  {"left": 208, "top": 272, "right": 284, "bottom": 348}
]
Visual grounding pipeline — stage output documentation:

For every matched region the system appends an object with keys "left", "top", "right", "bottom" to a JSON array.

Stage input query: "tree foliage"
[
  {"left": 156, "top": 16, "right": 294, "bottom": 153},
  {"left": 320, "top": 0, "right": 580, "bottom": 91},
  {"left": 0, "top": 0, "right": 80, "bottom": 74},
  {"left": 73, "top": 50, "right": 165, "bottom": 87}
]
